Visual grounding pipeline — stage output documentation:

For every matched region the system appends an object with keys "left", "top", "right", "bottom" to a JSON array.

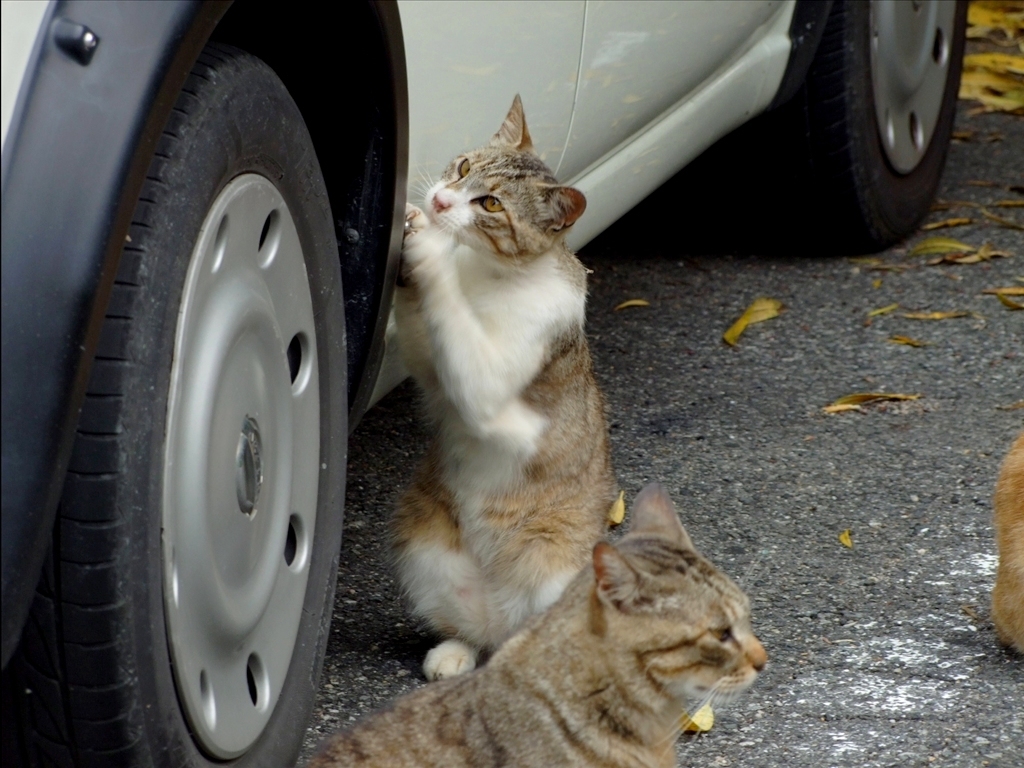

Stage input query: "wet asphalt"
[{"left": 300, "top": 98, "right": 1023, "bottom": 767}]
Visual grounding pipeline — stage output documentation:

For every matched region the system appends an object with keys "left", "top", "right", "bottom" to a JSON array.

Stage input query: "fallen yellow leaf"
[
  {"left": 614, "top": 299, "right": 650, "bottom": 311},
  {"left": 680, "top": 704, "right": 714, "bottom": 733},
  {"left": 993, "top": 199, "right": 1024, "bottom": 207},
  {"left": 872, "top": 278, "right": 883, "bottom": 289},
  {"left": 995, "top": 293, "right": 1024, "bottom": 309},
  {"left": 868, "top": 303, "right": 899, "bottom": 317},
  {"left": 828, "top": 393, "right": 922, "bottom": 407},
  {"left": 849, "top": 256, "right": 884, "bottom": 265},
  {"left": 982, "top": 286, "right": 1024, "bottom": 295},
  {"left": 921, "top": 217, "right": 973, "bottom": 231},
  {"left": 608, "top": 490, "right": 626, "bottom": 526},
  {"left": 839, "top": 529, "right": 853, "bottom": 549},
  {"left": 927, "top": 242, "right": 1011, "bottom": 265},
  {"left": 980, "top": 208, "right": 1024, "bottom": 230},
  {"left": 997, "top": 400, "right": 1024, "bottom": 411},
  {"left": 902, "top": 311, "right": 970, "bottom": 320},
  {"left": 963, "top": 52, "right": 1024, "bottom": 75},
  {"left": 909, "top": 237, "right": 977, "bottom": 256},
  {"left": 823, "top": 403, "right": 863, "bottom": 414},
  {"left": 722, "top": 298, "right": 782, "bottom": 346},
  {"left": 888, "top": 335, "right": 930, "bottom": 347}
]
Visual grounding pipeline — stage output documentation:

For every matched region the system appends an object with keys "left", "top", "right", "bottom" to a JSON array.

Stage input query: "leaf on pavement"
[
  {"left": 868, "top": 303, "right": 899, "bottom": 317},
  {"left": 849, "top": 256, "right": 884, "bottom": 265},
  {"left": 723, "top": 298, "right": 782, "bottom": 346},
  {"left": 980, "top": 208, "right": 1024, "bottom": 230},
  {"left": 967, "top": 3, "right": 1024, "bottom": 45},
  {"left": 993, "top": 199, "right": 1024, "bottom": 207},
  {"left": 901, "top": 311, "right": 970, "bottom": 320},
  {"left": 888, "top": 336, "right": 931, "bottom": 347},
  {"left": 909, "top": 237, "right": 977, "bottom": 256},
  {"left": 982, "top": 286, "right": 1024, "bottom": 295},
  {"left": 614, "top": 299, "right": 650, "bottom": 311},
  {"left": 839, "top": 529, "right": 853, "bottom": 549},
  {"left": 921, "top": 217, "right": 973, "bottom": 231},
  {"left": 995, "top": 293, "right": 1024, "bottom": 309},
  {"left": 997, "top": 400, "right": 1024, "bottom": 411},
  {"left": 823, "top": 403, "right": 864, "bottom": 414},
  {"left": 927, "top": 242, "right": 1012, "bottom": 265},
  {"left": 872, "top": 278, "right": 883, "bottom": 289},
  {"left": 608, "top": 490, "right": 626, "bottom": 526},
  {"left": 681, "top": 704, "right": 714, "bottom": 733},
  {"left": 963, "top": 52, "right": 1024, "bottom": 75},
  {"left": 829, "top": 393, "right": 922, "bottom": 407}
]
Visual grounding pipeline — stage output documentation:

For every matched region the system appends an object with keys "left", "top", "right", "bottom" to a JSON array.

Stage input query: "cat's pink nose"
[{"left": 432, "top": 190, "right": 453, "bottom": 213}]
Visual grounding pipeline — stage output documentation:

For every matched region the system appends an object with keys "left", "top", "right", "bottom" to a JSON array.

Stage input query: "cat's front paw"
[
  {"left": 404, "top": 204, "right": 429, "bottom": 241},
  {"left": 423, "top": 639, "right": 477, "bottom": 681}
]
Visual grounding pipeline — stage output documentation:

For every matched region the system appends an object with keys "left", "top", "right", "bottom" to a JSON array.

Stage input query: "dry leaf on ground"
[
  {"left": 927, "top": 242, "right": 1012, "bottom": 265},
  {"left": 993, "top": 199, "right": 1024, "bottom": 207},
  {"left": 889, "top": 336, "right": 931, "bottom": 347},
  {"left": 823, "top": 393, "right": 922, "bottom": 413},
  {"left": 823, "top": 403, "right": 864, "bottom": 414},
  {"left": 995, "top": 293, "right": 1024, "bottom": 309},
  {"left": 921, "top": 217, "right": 973, "bottom": 231},
  {"left": 681, "top": 704, "right": 714, "bottom": 733},
  {"left": 868, "top": 303, "right": 899, "bottom": 317},
  {"left": 997, "top": 400, "right": 1024, "bottom": 411},
  {"left": 959, "top": 51, "right": 1024, "bottom": 114},
  {"left": 608, "top": 491, "right": 626, "bottom": 526},
  {"left": 967, "top": 2, "right": 1024, "bottom": 46},
  {"left": 872, "top": 278, "right": 883, "bottom": 289},
  {"left": 614, "top": 299, "right": 650, "bottom": 311},
  {"left": 849, "top": 256, "right": 884, "bottom": 265},
  {"left": 983, "top": 286, "right": 1024, "bottom": 295},
  {"left": 963, "top": 52, "right": 1024, "bottom": 75},
  {"left": 980, "top": 208, "right": 1024, "bottom": 230},
  {"left": 902, "top": 310, "right": 970, "bottom": 320},
  {"left": 839, "top": 530, "right": 853, "bottom": 549},
  {"left": 909, "top": 236, "right": 977, "bottom": 256},
  {"left": 723, "top": 298, "right": 782, "bottom": 346}
]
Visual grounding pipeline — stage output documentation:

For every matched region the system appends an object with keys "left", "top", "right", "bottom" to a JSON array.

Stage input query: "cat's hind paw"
[{"left": 423, "top": 639, "right": 477, "bottom": 681}]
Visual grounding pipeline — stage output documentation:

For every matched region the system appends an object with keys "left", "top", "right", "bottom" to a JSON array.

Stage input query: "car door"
[
  {"left": 557, "top": 0, "right": 784, "bottom": 180},
  {"left": 398, "top": 0, "right": 585, "bottom": 189}
]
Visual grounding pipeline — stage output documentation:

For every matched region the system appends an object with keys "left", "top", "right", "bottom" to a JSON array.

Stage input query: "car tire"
[
  {"left": 781, "top": 0, "right": 967, "bottom": 251},
  {"left": 2, "top": 42, "right": 346, "bottom": 768}
]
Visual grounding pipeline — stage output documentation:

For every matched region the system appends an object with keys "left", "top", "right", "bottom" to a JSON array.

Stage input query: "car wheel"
[
  {"left": 3, "top": 43, "right": 346, "bottom": 767},
  {"left": 789, "top": 0, "right": 967, "bottom": 251}
]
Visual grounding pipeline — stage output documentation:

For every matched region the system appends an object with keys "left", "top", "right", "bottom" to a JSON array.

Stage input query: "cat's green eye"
[
  {"left": 458, "top": 158, "right": 470, "bottom": 178},
  {"left": 481, "top": 196, "right": 503, "bottom": 213}
]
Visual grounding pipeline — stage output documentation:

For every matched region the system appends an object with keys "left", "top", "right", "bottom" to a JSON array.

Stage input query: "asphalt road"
[{"left": 301, "top": 100, "right": 1023, "bottom": 767}]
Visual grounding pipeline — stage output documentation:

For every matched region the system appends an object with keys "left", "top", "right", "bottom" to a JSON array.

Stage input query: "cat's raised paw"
[
  {"left": 404, "top": 203, "right": 429, "bottom": 240},
  {"left": 423, "top": 639, "right": 477, "bottom": 681}
]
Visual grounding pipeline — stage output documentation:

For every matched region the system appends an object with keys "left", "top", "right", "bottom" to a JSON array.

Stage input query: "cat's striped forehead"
[
  {"left": 452, "top": 147, "right": 557, "bottom": 185},
  {"left": 620, "top": 536, "right": 748, "bottom": 614}
]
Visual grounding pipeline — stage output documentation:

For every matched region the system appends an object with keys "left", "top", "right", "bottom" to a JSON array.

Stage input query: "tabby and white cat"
[
  {"left": 393, "top": 96, "right": 617, "bottom": 680},
  {"left": 308, "top": 483, "right": 767, "bottom": 768},
  {"left": 993, "top": 431, "right": 1024, "bottom": 654}
]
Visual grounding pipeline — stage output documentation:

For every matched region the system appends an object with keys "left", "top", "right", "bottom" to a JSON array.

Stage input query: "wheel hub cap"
[
  {"left": 870, "top": 0, "right": 958, "bottom": 174},
  {"left": 162, "top": 174, "right": 320, "bottom": 758}
]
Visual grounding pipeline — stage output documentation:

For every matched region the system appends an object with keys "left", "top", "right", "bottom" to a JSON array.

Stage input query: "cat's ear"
[
  {"left": 629, "top": 482, "right": 695, "bottom": 551},
  {"left": 544, "top": 186, "right": 586, "bottom": 233},
  {"left": 491, "top": 94, "right": 534, "bottom": 153},
  {"left": 593, "top": 542, "right": 640, "bottom": 609}
]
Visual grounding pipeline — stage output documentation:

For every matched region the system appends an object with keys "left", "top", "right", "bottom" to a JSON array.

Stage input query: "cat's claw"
[
  {"left": 404, "top": 203, "right": 429, "bottom": 240},
  {"left": 423, "top": 639, "right": 477, "bottom": 681}
]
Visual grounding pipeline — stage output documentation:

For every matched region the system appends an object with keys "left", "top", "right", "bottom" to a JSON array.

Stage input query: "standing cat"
[
  {"left": 992, "top": 431, "right": 1024, "bottom": 654},
  {"left": 308, "top": 483, "right": 767, "bottom": 768},
  {"left": 392, "top": 95, "right": 617, "bottom": 680}
]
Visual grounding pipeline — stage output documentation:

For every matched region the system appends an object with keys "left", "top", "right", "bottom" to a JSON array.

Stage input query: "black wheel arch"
[{"left": 1, "top": 0, "right": 407, "bottom": 669}]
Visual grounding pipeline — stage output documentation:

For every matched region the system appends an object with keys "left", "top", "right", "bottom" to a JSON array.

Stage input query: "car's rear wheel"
[
  {"left": 787, "top": 0, "right": 967, "bottom": 250},
  {"left": 3, "top": 43, "right": 346, "bottom": 767}
]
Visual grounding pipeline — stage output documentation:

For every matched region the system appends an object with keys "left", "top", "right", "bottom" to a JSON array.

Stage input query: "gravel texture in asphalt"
[{"left": 301, "top": 99, "right": 1023, "bottom": 767}]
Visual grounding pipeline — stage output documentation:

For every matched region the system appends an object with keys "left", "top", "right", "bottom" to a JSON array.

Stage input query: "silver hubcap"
[
  {"left": 162, "top": 174, "right": 320, "bottom": 758},
  {"left": 870, "top": 0, "right": 957, "bottom": 174}
]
